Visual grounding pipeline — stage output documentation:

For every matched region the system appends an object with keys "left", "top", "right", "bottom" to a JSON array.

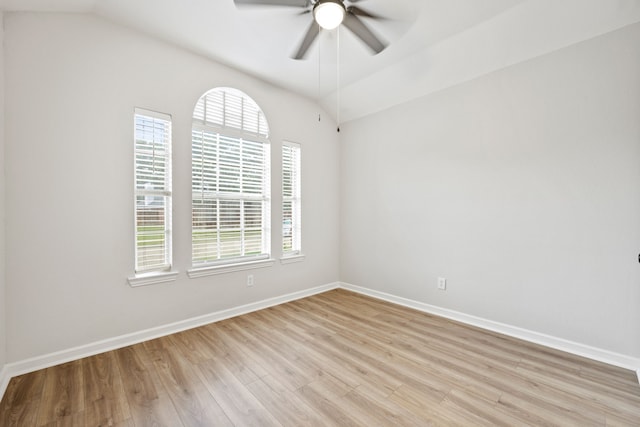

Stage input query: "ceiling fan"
[{"left": 234, "top": 0, "right": 388, "bottom": 60}]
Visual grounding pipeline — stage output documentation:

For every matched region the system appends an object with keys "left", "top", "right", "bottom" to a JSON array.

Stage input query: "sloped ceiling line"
[{"left": 2, "top": 0, "right": 639, "bottom": 122}]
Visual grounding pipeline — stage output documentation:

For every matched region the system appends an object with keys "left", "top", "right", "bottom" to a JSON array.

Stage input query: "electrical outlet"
[
  {"left": 247, "top": 274, "right": 254, "bottom": 287},
  {"left": 437, "top": 277, "right": 446, "bottom": 290}
]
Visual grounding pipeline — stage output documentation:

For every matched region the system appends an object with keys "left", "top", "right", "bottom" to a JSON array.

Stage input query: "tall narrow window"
[
  {"left": 134, "top": 109, "right": 172, "bottom": 273},
  {"left": 282, "top": 142, "right": 301, "bottom": 256},
  {"left": 191, "top": 88, "right": 271, "bottom": 270}
]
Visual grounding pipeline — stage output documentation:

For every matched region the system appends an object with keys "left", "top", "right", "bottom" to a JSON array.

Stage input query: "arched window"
[{"left": 191, "top": 87, "right": 271, "bottom": 270}]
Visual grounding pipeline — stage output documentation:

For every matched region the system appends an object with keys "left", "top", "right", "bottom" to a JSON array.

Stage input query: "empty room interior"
[{"left": 0, "top": 0, "right": 640, "bottom": 425}]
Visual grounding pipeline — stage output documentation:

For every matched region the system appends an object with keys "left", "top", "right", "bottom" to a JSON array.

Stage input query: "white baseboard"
[
  {"left": 340, "top": 282, "right": 640, "bottom": 375},
  {"left": 1, "top": 282, "right": 340, "bottom": 395},
  {"left": 0, "top": 365, "right": 9, "bottom": 403},
  {"left": 2, "top": 279, "right": 638, "bottom": 405}
]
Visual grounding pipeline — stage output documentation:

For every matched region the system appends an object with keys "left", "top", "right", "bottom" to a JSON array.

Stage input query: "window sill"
[
  {"left": 187, "top": 258, "right": 276, "bottom": 278},
  {"left": 128, "top": 270, "right": 179, "bottom": 287},
  {"left": 280, "top": 254, "right": 306, "bottom": 264}
]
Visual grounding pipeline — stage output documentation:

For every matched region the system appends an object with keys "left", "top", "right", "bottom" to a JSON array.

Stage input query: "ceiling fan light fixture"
[{"left": 314, "top": 0, "right": 345, "bottom": 30}]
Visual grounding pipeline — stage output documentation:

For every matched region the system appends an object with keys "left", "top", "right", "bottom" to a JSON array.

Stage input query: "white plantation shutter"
[
  {"left": 134, "top": 109, "right": 172, "bottom": 272},
  {"left": 192, "top": 88, "right": 270, "bottom": 266},
  {"left": 282, "top": 142, "right": 301, "bottom": 255},
  {"left": 192, "top": 87, "right": 269, "bottom": 138}
]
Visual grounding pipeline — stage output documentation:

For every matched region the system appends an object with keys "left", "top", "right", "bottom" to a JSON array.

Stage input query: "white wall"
[
  {"left": 0, "top": 10, "right": 6, "bottom": 371},
  {"left": 340, "top": 23, "right": 640, "bottom": 358},
  {"left": 4, "top": 12, "right": 339, "bottom": 362}
]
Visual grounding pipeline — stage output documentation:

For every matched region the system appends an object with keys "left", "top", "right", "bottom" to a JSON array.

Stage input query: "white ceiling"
[{"left": 2, "top": 0, "right": 640, "bottom": 122}]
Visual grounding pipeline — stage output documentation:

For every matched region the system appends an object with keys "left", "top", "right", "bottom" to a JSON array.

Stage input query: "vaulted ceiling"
[{"left": 2, "top": 0, "right": 640, "bottom": 122}]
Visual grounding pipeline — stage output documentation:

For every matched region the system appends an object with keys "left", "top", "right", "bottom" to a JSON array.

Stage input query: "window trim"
[
  {"left": 132, "top": 108, "right": 175, "bottom": 281},
  {"left": 280, "top": 254, "right": 306, "bottom": 264},
  {"left": 128, "top": 270, "right": 179, "bottom": 287},
  {"left": 187, "top": 257, "right": 275, "bottom": 279},
  {"left": 281, "top": 140, "right": 303, "bottom": 260},
  {"left": 190, "top": 88, "right": 272, "bottom": 272}
]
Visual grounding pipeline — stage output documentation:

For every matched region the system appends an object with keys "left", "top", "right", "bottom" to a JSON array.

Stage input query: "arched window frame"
[{"left": 188, "top": 87, "right": 274, "bottom": 277}]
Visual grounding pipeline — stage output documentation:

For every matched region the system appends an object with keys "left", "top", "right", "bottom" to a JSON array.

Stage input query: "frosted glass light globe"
[{"left": 314, "top": 0, "right": 345, "bottom": 30}]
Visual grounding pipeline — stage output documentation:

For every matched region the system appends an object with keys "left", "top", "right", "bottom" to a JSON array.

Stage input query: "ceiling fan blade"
[
  {"left": 343, "top": 12, "right": 387, "bottom": 54},
  {"left": 347, "top": 5, "right": 382, "bottom": 20},
  {"left": 234, "top": 0, "right": 308, "bottom": 7},
  {"left": 292, "top": 20, "right": 320, "bottom": 60}
]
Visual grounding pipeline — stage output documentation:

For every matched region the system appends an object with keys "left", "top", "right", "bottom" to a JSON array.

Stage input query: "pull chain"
[
  {"left": 318, "top": 24, "right": 322, "bottom": 122},
  {"left": 336, "top": 26, "right": 341, "bottom": 132}
]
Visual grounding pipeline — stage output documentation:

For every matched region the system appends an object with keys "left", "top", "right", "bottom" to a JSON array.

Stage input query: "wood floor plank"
[
  {"left": 143, "top": 336, "right": 233, "bottom": 426},
  {"left": 303, "top": 298, "right": 514, "bottom": 404},
  {"left": 318, "top": 294, "right": 523, "bottom": 372},
  {"left": 165, "top": 330, "right": 215, "bottom": 366},
  {"left": 240, "top": 310, "right": 367, "bottom": 388},
  {"left": 296, "top": 374, "right": 363, "bottom": 427},
  {"left": 245, "top": 375, "right": 326, "bottom": 427},
  {"left": 38, "top": 411, "right": 86, "bottom": 427},
  {"left": 606, "top": 410, "right": 640, "bottom": 427},
  {"left": 440, "top": 389, "right": 527, "bottom": 426},
  {"left": 389, "top": 383, "right": 463, "bottom": 425},
  {"left": 0, "top": 370, "right": 46, "bottom": 427},
  {"left": 319, "top": 293, "right": 628, "bottom": 424},
  {"left": 244, "top": 309, "right": 363, "bottom": 389},
  {"left": 1, "top": 289, "right": 639, "bottom": 427},
  {"left": 345, "top": 383, "right": 429, "bottom": 427},
  {"left": 195, "top": 357, "right": 280, "bottom": 426},
  {"left": 115, "top": 344, "right": 183, "bottom": 427},
  {"left": 517, "top": 358, "right": 640, "bottom": 405},
  {"left": 515, "top": 362, "right": 640, "bottom": 419},
  {"left": 36, "top": 360, "right": 84, "bottom": 426},
  {"left": 82, "top": 351, "right": 132, "bottom": 426},
  {"left": 235, "top": 313, "right": 325, "bottom": 384},
  {"left": 216, "top": 318, "right": 313, "bottom": 391},
  {"left": 193, "top": 325, "right": 266, "bottom": 384},
  {"left": 495, "top": 391, "right": 602, "bottom": 426}
]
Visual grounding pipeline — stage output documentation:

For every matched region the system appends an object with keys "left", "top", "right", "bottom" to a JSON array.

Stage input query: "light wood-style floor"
[{"left": 1, "top": 289, "right": 639, "bottom": 426}]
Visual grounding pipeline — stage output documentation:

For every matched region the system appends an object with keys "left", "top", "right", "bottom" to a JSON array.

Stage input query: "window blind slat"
[
  {"left": 282, "top": 142, "right": 301, "bottom": 255},
  {"left": 192, "top": 88, "right": 270, "bottom": 266},
  {"left": 134, "top": 109, "right": 172, "bottom": 273},
  {"left": 193, "top": 87, "right": 269, "bottom": 139}
]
